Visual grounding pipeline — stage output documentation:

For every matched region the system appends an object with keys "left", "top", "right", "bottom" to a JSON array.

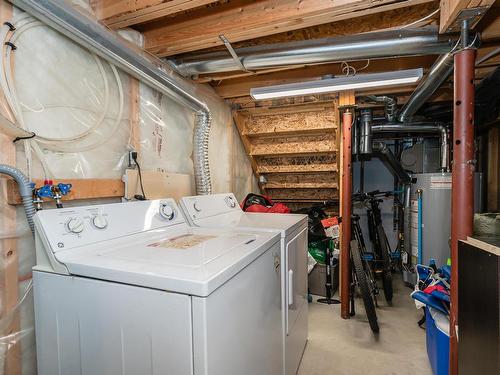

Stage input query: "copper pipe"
[
  {"left": 450, "top": 48, "right": 476, "bottom": 375},
  {"left": 340, "top": 109, "right": 353, "bottom": 319}
]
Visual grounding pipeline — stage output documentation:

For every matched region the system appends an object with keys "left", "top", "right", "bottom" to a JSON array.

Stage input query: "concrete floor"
[{"left": 298, "top": 276, "right": 432, "bottom": 375}]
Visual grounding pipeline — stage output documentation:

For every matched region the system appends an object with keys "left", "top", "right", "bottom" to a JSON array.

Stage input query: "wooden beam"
[
  {"left": 339, "top": 91, "right": 356, "bottom": 107},
  {"left": 232, "top": 111, "right": 259, "bottom": 175},
  {"left": 478, "top": 3, "right": 500, "bottom": 41},
  {"left": 204, "top": 0, "right": 440, "bottom": 51},
  {"left": 7, "top": 179, "right": 125, "bottom": 205},
  {"left": 142, "top": 0, "right": 435, "bottom": 57},
  {"left": 439, "top": 0, "right": 496, "bottom": 33},
  {"left": 94, "top": 0, "right": 218, "bottom": 29}
]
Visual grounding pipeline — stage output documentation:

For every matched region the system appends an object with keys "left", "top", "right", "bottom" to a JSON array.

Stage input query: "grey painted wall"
[{"left": 352, "top": 157, "right": 398, "bottom": 252}]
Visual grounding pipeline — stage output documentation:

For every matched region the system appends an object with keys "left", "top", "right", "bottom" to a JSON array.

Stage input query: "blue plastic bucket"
[{"left": 425, "top": 307, "right": 450, "bottom": 375}]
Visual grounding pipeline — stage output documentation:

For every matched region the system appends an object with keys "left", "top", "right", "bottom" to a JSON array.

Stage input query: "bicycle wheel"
[
  {"left": 377, "top": 226, "right": 393, "bottom": 302},
  {"left": 350, "top": 240, "right": 379, "bottom": 333}
]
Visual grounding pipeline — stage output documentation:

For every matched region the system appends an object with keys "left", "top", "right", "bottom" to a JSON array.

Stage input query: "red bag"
[{"left": 241, "top": 193, "right": 291, "bottom": 214}]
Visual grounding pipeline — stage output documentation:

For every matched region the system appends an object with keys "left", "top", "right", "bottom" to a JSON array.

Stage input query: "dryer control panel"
[
  {"left": 180, "top": 193, "right": 241, "bottom": 221},
  {"left": 34, "top": 199, "right": 185, "bottom": 252}
]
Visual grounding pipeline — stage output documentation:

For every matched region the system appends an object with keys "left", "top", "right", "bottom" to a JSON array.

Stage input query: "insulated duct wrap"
[{"left": 0, "top": 164, "right": 35, "bottom": 234}]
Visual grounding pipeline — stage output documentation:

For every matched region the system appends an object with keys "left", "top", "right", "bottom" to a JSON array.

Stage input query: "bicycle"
[
  {"left": 353, "top": 190, "right": 395, "bottom": 303},
  {"left": 350, "top": 214, "right": 379, "bottom": 333}
]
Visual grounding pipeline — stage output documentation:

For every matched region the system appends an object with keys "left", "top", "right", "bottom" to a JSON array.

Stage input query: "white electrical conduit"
[{"left": 0, "top": 14, "right": 125, "bottom": 177}]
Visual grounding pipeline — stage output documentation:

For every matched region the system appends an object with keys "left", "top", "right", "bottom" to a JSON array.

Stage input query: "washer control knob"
[
  {"left": 67, "top": 217, "right": 84, "bottom": 234},
  {"left": 159, "top": 203, "right": 175, "bottom": 220},
  {"left": 92, "top": 215, "right": 108, "bottom": 230},
  {"left": 225, "top": 195, "right": 237, "bottom": 208}
]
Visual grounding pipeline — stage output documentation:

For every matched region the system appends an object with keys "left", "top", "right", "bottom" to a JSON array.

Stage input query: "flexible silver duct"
[
  {"left": 365, "top": 95, "right": 397, "bottom": 122},
  {"left": 372, "top": 123, "right": 449, "bottom": 171},
  {"left": 11, "top": 0, "right": 212, "bottom": 194},
  {"left": 173, "top": 28, "right": 455, "bottom": 76},
  {"left": 0, "top": 164, "right": 35, "bottom": 235}
]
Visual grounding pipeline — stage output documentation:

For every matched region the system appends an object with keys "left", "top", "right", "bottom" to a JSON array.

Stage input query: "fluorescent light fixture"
[{"left": 250, "top": 68, "right": 423, "bottom": 100}]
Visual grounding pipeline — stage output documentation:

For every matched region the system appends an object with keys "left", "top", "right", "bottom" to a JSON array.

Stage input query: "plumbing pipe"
[
  {"left": 358, "top": 109, "right": 372, "bottom": 154},
  {"left": 450, "top": 47, "right": 476, "bottom": 375},
  {"left": 365, "top": 95, "right": 397, "bottom": 122},
  {"left": 0, "top": 164, "right": 35, "bottom": 235},
  {"left": 340, "top": 109, "right": 353, "bottom": 320},
  {"left": 172, "top": 28, "right": 455, "bottom": 76},
  {"left": 371, "top": 123, "right": 449, "bottom": 171},
  {"left": 416, "top": 189, "right": 423, "bottom": 265},
  {"left": 11, "top": 0, "right": 213, "bottom": 195}
]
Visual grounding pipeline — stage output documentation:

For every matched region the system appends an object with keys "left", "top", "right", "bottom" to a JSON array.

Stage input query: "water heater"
[{"left": 404, "top": 172, "right": 483, "bottom": 269}]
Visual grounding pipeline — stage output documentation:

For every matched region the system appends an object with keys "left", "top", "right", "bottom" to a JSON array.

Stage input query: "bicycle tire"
[
  {"left": 377, "top": 226, "right": 393, "bottom": 302},
  {"left": 350, "top": 240, "right": 379, "bottom": 333}
]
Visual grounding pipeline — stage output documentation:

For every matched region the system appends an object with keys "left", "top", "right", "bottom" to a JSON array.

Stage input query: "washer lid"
[
  {"left": 55, "top": 226, "right": 280, "bottom": 297},
  {"left": 180, "top": 193, "right": 307, "bottom": 236}
]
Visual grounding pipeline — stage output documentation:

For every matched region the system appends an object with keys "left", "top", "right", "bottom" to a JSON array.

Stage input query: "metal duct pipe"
[
  {"left": 365, "top": 95, "right": 397, "bottom": 122},
  {"left": 173, "top": 28, "right": 455, "bottom": 76},
  {"left": 372, "top": 122, "right": 449, "bottom": 171},
  {"left": 373, "top": 142, "right": 412, "bottom": 185},
  {"left": 397, "top": 35, "right": 479, "bottom": 122},
  {"left": 0, "top": 164, "right": 35, "bottom": 235},
  {"left": 397, "top": 53, "right": 454, "bottom": 122},
  {"left": 359, "top": 109, "right": 373, "bottom": 154},
  {"left": 11, "top": 0, "right": 212, "bottom": 194}
]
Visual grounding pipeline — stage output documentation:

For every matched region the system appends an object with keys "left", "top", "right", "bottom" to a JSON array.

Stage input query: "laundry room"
[{"left": 0, "top": 1, "right": 499, "bottom": 375}]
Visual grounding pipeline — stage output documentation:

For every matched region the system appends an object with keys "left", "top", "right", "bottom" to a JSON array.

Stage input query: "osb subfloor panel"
[
  {"left": 256, "top": 154, "right": 337, "bottom": 174},
  {"left": 298, "top": 276, "right": 432, "bottom": 375},
  {"left": 246, "top": 110, "right": 337, "bottom": 136},
  {"left": 268, "top": 188, "right": 338, "bottom": 200},
  {"left": 251, "top": 134, "right": 336, "bottom": 156}
]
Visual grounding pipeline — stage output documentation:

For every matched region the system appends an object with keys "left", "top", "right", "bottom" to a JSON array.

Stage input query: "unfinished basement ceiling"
[{"left": 92, "top": 0, "right": 500, "bottom": 203}]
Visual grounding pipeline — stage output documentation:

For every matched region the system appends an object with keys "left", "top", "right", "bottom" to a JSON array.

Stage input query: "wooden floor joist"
[{"left": 142, "top": 0, "right": 436, "bottom": 57}]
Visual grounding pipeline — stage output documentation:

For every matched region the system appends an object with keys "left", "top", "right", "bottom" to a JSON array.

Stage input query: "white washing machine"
[
  {"left": 33, "top": 199, "right": 284, "bottom": 375},
  {"left": 179, "top": 193, "right": 309, "bottom": 375}
]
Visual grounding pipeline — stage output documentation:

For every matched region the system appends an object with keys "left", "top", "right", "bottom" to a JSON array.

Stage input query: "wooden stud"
[
  {"left": 129, "top": 77, "right": 141, "bottom": 153},
  {"left": 0, "top": 2, "right": 21, "bottom": 374}
]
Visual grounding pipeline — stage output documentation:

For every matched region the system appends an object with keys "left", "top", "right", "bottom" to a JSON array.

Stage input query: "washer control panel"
[{"left": 34, "top": 199, "right": 185, "bottom": 252}]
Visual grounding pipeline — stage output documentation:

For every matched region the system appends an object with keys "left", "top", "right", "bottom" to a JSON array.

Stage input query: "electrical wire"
[
  {"left": 133, "top": 157, "right": 147, "bottom": 200},
  {"left": 0, "top": 14, "right": 125, "bottom": 179},
  {"left": 399, "top": 9, "right": 440, "bottom": 29}
]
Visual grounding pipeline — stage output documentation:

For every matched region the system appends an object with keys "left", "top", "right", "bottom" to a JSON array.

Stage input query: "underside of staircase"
[{"left": 232, "top": 98, "right": 340, "bottom": 206}]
